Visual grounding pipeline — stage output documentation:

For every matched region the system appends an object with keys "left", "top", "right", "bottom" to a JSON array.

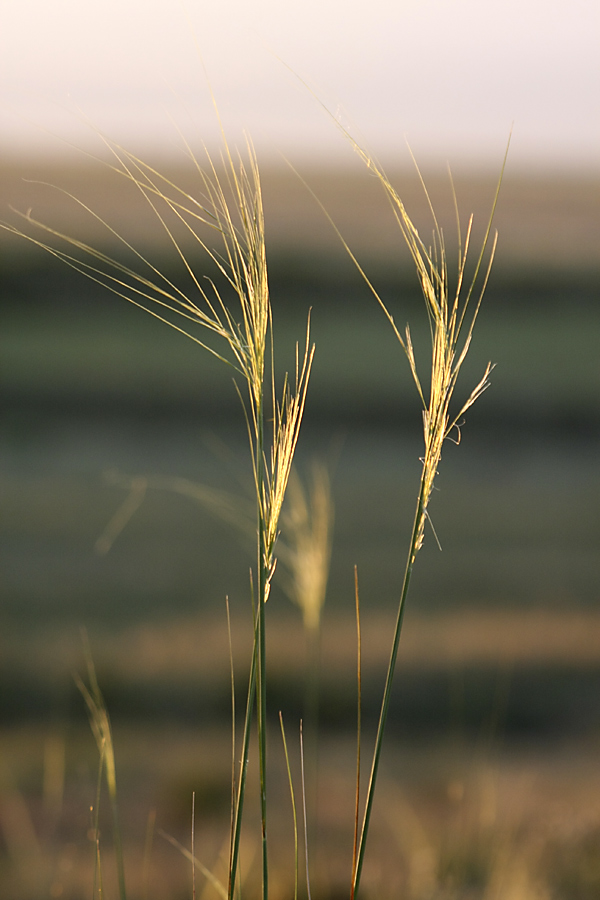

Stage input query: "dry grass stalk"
[
  {"left": 319, "top": 135, "right": 509, "bottom": 895},
  {"left": 3, "top": 129, "right": 314, "bottom": 900}
]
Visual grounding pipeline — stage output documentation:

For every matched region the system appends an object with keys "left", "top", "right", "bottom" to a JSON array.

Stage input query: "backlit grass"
[{"left": 5, "top": 99, "right": 593, "bottom": 900}]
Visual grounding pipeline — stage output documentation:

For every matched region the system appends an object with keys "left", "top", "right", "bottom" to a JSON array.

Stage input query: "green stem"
[
  {"left": 228, "top": 394, "right": 268, "bottom": 900},
  {"left": 258, "top": 574, "right": 268, "bottom": 900},
  {"left": 256, "top": 399, "right": 269, "bottom": 900},
  {"left": 352, "top": 476, "right": 427, "bottom": 897},
  {"left": 304, "top": 624, "right": 321, "bottom": 849},
  {"left": 108, "top": 775, "right": 127, "bottom": 900},
  {"left": 228, "top": 623, "right": 258, "bottom": 899}
]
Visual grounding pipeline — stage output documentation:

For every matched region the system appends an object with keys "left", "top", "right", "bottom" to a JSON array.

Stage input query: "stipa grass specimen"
[
  {"left": 326, "top": 144, "right": 508, "bottom": 896},
  {"left": 3, "top": 133, "right": 313, "bottom": 900}
]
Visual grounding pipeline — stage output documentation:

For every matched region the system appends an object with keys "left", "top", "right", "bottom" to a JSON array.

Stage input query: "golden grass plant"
[
  {"left": 3, "top": 132, "right": 314, "bottom": 900},
  {"left": 2, "top": 109, "right": 506, "bottom": 897},
  {"left": 317, "top": 138, "right": 508, "bottom": 896}
]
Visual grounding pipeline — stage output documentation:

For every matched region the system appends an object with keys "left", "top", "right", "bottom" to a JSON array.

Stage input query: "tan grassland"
[
  {"left": 3, "top": 145, "right": 600, "bottom": 898},
  {"left": 3, "top": 609, "right": 600, "bottom": 686},
  {"left": 1, "top": 158, "right": 599, "bottom": 273}
]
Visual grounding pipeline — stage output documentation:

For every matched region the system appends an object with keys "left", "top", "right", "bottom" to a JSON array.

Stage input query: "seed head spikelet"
[{"left": 279, "top": 461, "right": 333, "bottom": 633}]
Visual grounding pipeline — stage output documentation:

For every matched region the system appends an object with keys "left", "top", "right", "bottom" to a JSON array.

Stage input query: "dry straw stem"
[
  {"left": 94, "top": 470, "right": 256, "bottom": 557},
  {"left": 279, "top": 713, "right": 299, "bottom": 900},
  {"left": 76, "top": 636, "right": 127, "bottom": 900},
  {"left": 158, "top": 829, "right": 228, "bottom": 900}
]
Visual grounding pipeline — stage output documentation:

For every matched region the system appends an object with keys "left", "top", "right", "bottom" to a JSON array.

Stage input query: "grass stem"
[
  {"left": 343, "top": 141, "right": 509, "bottom": 897},
  {"left": 350, "top": 566, "right": 362, "bottom": 900}
]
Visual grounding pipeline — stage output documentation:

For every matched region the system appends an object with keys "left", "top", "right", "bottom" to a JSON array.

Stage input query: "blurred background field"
[
  {"left": 2, "top": 0, "right": 600, "bottom": 893},
  {"left": 2, "top": 160, "right": 599, "bottom": 628},
  {"left": 2, "top": 157, "right": 600, "bottom": 898}
]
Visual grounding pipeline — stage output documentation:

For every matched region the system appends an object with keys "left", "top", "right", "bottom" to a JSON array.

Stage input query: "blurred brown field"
[
  {"left": 2, "top": 158, "right": 599, "bottom": 274},
  {"left": 2, "top": 155, "right": 600, "bottom": 898},
  {"left": 3, "top": 607, "right": 600, "bottom": 898},
  {"left": 4, "top": 608, "right": 600, "bottom": 682},
  {"left": 3, "top": 670, "right": 600, "bottom": 899}
]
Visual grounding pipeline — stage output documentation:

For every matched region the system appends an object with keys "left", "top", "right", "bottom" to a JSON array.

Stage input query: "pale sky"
[{"left": 1, "top": 0, "right": 599, "bottom": 170}]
